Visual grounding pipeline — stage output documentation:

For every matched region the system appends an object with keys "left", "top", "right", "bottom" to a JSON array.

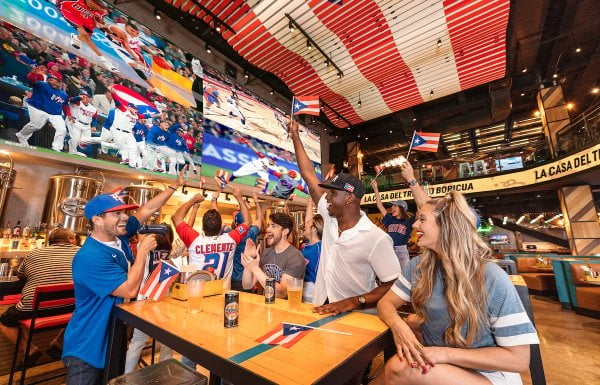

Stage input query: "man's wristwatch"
[
  {"left": 407, "top": 179, "right": 418, "bottom": 187},
  {"left": 357, "top": 295, "right": 367, "bottom": 309}
]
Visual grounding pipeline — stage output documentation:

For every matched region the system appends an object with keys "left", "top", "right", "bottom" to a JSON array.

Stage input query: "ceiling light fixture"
[
  {"left": 553, "top": 73, "right": 558, "bottom": 79},
  {"left": 288, "top": 21, "right": 295, "bottom": 32},
  {"left": 430, "top": 90, "right": 434, "bottom": 96},
  {"left": 270, "top": 89, "right": 274, "bottom": 95},
  {"left": 574, "top": 46, "right": 581, "bottom": 53},
  {"left": 437, "top": 38, "right": 442, "bottom": 47},
  {"left": 205, "top": 43, "right": 211, "bottom": 54},
  {"left": 244, "top": 71, "right": 249, "bottom": 79},
  {"left": 566, "top": 103, "right": 574, "bottom": 110},
  {"left": 534, "top": 110, "right": 540, "bottom": 117},
  {"left": 592, "top": 87, "right": 599, "bottom": 94},
  {"left": 521, "top": 67, "right": 528, "bottom": 73},
  {"left": 153, "top": 8, "right": 161, "bottom": 20},
  {"left": 285, "top": 13, "right": 343, "bottom": 79},
  {"left": 215, "top": 23, "right": 222, "bottom": 33},
  {"left": 357, "top": 92, "right": 362, "bottom": 107},
  {"left": 520, "top": 92, "right": 525, "bottom": 96},
  {"left": 324, "top": 60, "right": 330, "bottom": 67}
]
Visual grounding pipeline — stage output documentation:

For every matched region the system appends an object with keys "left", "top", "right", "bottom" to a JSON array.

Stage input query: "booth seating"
[
  {"left": 568, "top": 263, "right": 600, "bottom": 318},
  {"left": 514, "top": 258, "right": 556, "bottom": 295},
  {"left": 551, "top": 257, "right": 600, "bottom": 310}
]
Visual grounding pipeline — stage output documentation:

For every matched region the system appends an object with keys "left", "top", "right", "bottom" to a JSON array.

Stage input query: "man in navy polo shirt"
[{"left": 62, "top": 170, "right": 186, "bottom": 385}]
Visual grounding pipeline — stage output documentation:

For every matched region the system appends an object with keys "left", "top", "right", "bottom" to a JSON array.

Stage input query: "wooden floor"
[{"left": 1, "top": 296, "right": 598, "bottom": 385}]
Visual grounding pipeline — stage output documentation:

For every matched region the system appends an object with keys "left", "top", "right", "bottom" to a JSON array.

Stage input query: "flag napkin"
[
  {"left": 410, "top": 132, "right": 441, "bottom": 152},
  {"left": 139, "top": 260, "right": 180, "bottom": 301},
  {"left": 255, "top": 322, "right": 312, "bottom": 348},
  {"left": 292, "top": 96, "right": 320, "bottom": 116}
]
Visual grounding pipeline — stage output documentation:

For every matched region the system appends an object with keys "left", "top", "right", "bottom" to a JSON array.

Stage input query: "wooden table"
[{"left": 105, "top": 292, "right": 394, "bottom": 385}]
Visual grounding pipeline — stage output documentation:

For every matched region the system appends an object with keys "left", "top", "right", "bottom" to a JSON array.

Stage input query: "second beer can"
[
  {"left": 265, "top": 278, "right": 276, "bottom": 304},
  {"left": 224, "top": 290, "right": 239, "bottom": 328}
]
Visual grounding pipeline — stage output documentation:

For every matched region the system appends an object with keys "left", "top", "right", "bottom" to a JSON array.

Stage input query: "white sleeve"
[
  {"left": 317, "top": 194, "right": 328, "bottom": 217},
  {"left": 368, "top": 234, "right": 401, "bottom": 283}
]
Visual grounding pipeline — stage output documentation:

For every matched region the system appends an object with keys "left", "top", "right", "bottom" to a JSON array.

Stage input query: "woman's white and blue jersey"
[{"left": 392, "top": 257, "right": 540, "bottom": 349}]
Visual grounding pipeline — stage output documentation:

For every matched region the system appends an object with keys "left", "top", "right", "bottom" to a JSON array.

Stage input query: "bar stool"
[
  {"left": 108, "top": 358, "right": 208, "bottom": 385},
  {"left": 8, "top": 282, "right": 75, "bottom": 385}
]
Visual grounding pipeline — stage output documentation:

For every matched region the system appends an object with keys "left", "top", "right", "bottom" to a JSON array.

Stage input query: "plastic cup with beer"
[
  {"left": 286, "top": 277, "right": 303, "bottom": 311},
  {"left": 187, "top": 279, "right": 205, "bottom": 313}
]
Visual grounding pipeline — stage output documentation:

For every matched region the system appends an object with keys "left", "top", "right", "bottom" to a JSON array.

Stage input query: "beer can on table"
[
  {"left": 265, "top": 278, "right": 276, "bottom": 304},
  {"left": 224, "top": 290, "right": 239, "bottom": 328}
]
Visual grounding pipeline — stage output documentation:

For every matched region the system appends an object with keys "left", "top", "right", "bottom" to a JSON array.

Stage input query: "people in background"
[
  {"left": 289, "top": 119, "right": 400, "bottom": 314},
  {"left": 0, "top": 228, "right": 79, "bottom": 367},
  {"left": 370, "top": 179, "right": 414, "bottom": 269},
  {"left": 371, "top": 191, "right": 539, "bottom": 385},
  {"left": 301, "top": 199, "right": 323, "bottom": 303},
  {"left": 241, "top": 212, "right": 305, "bottom": 298}
]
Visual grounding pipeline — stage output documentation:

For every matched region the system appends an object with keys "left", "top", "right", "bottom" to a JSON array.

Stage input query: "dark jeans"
[{"left": 63, "top": 356, "right": 102, "bottom": 385}]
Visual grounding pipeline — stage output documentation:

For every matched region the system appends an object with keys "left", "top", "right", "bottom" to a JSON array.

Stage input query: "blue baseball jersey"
[
  {"left": 63, "top": 216, "right": 141, "bottom": 369},
  {"left": 147, "top": 125, "right": 170, "bottom": 145},
  {"left": 166, "top": 133, "right": 189, "bottom": 152},
  {"left": 133, "top": 122, "right": 148, "bottom": 142},
  {"left": 28, "top": 80, "right": 68, "bottom": 115}
]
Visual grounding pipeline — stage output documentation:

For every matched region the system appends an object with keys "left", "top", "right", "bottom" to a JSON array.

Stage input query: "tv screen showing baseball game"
[
  {"left": 200, "top": 70, "right": 322, "bottom": 199},
  {"left": 0, "top": 0, "right": 203, "bottom": 175}
]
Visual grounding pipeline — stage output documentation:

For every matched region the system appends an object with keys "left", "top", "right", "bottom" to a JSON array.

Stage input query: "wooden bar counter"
[{"left": 106, "top": 292, "right": 394, "bottom": 385}]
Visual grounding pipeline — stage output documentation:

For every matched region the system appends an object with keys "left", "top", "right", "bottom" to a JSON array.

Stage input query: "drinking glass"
[
  {"left": 286, "top": 277, "right": 303, "bottom": 311},
  {"left": 187, "top": 279, "right": 205, "bottom": 313}
]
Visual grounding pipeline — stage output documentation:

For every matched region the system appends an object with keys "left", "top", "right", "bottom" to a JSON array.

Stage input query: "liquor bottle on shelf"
[
  {"left": 3, "top": 221, "right": 11, "bottom": 239},
  {"left": 12, "top": 221, "right": 22, "bottom": 238},
  {"left": 32, "top": 223, "right": 40, "bottom": 239},
  {"left": 22, "top": 222, "right": 31, "bottom": 239}
]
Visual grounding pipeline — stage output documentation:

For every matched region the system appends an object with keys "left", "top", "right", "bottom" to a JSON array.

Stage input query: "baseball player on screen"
[
  {"left": 56, "top": 0, "right": 119, "bottom": 72},
  {"left": 15, "top": 67, "right": 69, "bottom": 152},
  {"left": 66, "top": 90, "right": 98, "bottom": 156}
]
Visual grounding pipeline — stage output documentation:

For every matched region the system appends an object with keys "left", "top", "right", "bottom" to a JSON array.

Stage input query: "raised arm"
[
  {"left": 111, "top": 234, "right": 157, "bottom": 298},
  {"left": 171, "top": 193, "right": 204, "bottom": 227},
  {"left": 370, "top": 179, "right": 388, "bottom": 216},
  {"left": 233, "top": 187, "right": 250, "bottom": 226},
  {"left": 400, "top": 161, "right": 429, "bottom": 209},
  {"left": 186, "top": 202, "right": 200, "bottom": 227},
  {"left": 252, "top": 192, "right": 263, "bottom": 230},
  {"left": 133, "top": 166, "right": 187, "bottom": 223},
  {"left": 304, "top": 197, "right": 314, "bottom": 224},
  {"left": 288, "top": 119, "right": 324, "bottom": 204}
]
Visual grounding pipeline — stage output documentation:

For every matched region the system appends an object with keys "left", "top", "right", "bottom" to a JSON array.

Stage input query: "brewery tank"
[
  {"left": 123, "top": 183, "right": 163, "bottom": 224},
  {"left": 0, "top": 153, "right": 16, "bottom": 225},
  {"left": 42, "top": 170, "right": 104, "bottom": 234}
]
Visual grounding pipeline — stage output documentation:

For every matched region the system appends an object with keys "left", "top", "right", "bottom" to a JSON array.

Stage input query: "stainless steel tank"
[
  {"left": 0, "top": 153, "right": 16, "bottom": 225},
  {"left": 42, "top": 171, "right": 103, "bottom": 234},
  {"left": 123, "top": 183, "right": 163, "bottom": 224}
]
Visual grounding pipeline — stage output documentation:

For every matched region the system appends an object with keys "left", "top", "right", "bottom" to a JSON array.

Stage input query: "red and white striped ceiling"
[{"left": 165, "top": 0, "right": 510, "bottom": 128}]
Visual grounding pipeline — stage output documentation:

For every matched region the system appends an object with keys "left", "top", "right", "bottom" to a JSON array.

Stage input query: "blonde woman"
[
  {"left": 301, "top": 199, "right": 323, "bottom": 303},
  {"left": 371, "top": 190, "right": 539, "bottom": 385}
]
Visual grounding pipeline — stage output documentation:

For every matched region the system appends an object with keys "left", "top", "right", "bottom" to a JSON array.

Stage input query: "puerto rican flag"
[
  {"left": 111, "top": 84, "right": 159, "bottom": 118},
  {"left": 322, "top": 166, "right": 336, "bottom": 182},
  {"left": 139, "top": 261, "right": 180, "bottom": 301},
  {"left": 410, "top": 132, "right": 441, "bottom": 153},
  {"left": 292, "top": 96, "right": 320, "bottom": 116},
  {"left": 374, "top": 165, "right": 385, "bottom": 175},
  {"left": 255, "top": 323, "right": 312, "bottom": 348}
]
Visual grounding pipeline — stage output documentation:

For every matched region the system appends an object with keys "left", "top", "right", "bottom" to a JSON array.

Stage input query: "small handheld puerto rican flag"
[
  {"left": 409, "top": 132, "right": 441, "bottom": 152},
  {"left": 322, "top": 165, "right": 335, "bottom": 182},
  {"left": 139, "top": 261, "right": 180, "bottom": 301},
  {"left": 374, "top": 165, "right": 385, "bottom": 178},
  {"left": 292, "top": 96, "right": 320, "bottom": 116},
  {"left": 254, "top": 177, "right": 268, "bottom": 193},
  {"left": 255, "top": 323, "right": 312, "bottom": 348}
]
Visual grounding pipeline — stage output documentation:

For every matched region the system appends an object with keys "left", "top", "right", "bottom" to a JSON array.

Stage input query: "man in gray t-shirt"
[{"left": 242, "top": 213, "right": 305, "bottom": 298}]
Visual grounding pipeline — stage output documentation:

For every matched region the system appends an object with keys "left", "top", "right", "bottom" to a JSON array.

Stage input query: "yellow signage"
[{"left": 362, "top": 144, "right": 600, "bottom": 204}]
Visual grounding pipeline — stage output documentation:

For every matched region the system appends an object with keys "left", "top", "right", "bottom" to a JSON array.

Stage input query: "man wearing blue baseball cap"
[{"left": 62, "top": 168, "right": 187, "bottom": 385}]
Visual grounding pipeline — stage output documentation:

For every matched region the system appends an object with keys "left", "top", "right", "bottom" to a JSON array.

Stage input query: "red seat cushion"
[{"left": 18, "top": 313, "right": 72, "bottom": 330}]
